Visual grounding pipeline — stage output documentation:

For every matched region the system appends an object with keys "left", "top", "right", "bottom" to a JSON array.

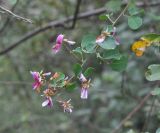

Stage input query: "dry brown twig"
[{"left": 0, "top": 5, "right": 32, "bottom": 23}]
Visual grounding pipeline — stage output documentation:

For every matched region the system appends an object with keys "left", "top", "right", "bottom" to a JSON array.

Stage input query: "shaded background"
[{"left": 0, "top": 0, "right": 160, "bottom": 133}]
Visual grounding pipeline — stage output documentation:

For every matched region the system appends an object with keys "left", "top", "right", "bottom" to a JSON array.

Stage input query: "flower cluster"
[
  {"left": 30, "top": 34, "right": 93, "bottom": 113},
  {"left": 30, "top": 71, "right": 72, "bottom": 111},
  {"left": 30, "top": 70, "right": 91, "bottom": 113}
]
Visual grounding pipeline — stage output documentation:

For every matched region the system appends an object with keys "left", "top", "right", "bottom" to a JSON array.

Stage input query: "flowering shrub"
[{"left": 30, "top": 1, "right": 160, "bottom": 114}]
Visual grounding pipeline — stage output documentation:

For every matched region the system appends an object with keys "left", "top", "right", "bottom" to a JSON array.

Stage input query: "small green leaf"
[
  {"left": 99, "top": 37, "right": 116, "bottom": 50},
  {"left": 65, "top": 83, "right": 77, "bottom": 92},
  {"left": 73, "top": 63, "right": 82, "bottom": 76},
  {"left": 141, "top": 33, "right": 160, "bottom": 42},
  {"left": 128, "top": 16, "right": 142, "bottom": 30},
  {"left": 102, "top": 48, "right": 122, "bottom": 60},
  {"left": 106, "top": 0, "right": 121, "bottom": 13},
  {"left": 151, "top": 88, "right": 160, "bottom": 96},
  {"left": 84, "top": 67, "right": 94, "bottom": 77},
  {"left": 72, "top": 47, "right": 83, "bottom": 56},
  {"left": 128, "top": 4, "right": 139, "bottom": 16},
  {"left": 99, "top": 14, "right": 109, "bottom": 21},
  {"left": 81, "top": 34, "right": 96, "bottom": 53},
  {"left": 110, "top": 56, "right": 128, "bottom": 71},
  {"left": 145, "top": 64, "right": 160, "bottom": 81}
]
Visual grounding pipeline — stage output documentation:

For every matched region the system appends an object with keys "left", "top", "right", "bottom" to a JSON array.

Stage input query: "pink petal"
[
  {"left": 96, "top": 36, "right": 105, "bottom": 44},
  {"left": 42, "top": 99, "right": 49, "bottom": 107},
  {"left": 81, "top": 88, "right": 88, "bottom": 99},
  {"left": 52, "top": 43, "right": 62, "bottom": 53},
  {"left": 56, "top": 34, "right": 64, "bottom": 44},
  {"left": 79, "top": 73, "right": 87, "bottom": 82},
  {"left": 114, "top": 36, "right": 120, "bottom": 45}
]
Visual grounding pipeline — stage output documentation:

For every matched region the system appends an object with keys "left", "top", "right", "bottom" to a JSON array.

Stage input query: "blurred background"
[{"left": 0, "top": 0, "right": 160, "bottom": 133}]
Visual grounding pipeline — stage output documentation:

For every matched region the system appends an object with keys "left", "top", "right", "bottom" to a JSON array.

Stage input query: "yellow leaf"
[{"left": 131, "top": 40, "right": 147, "bottom": 57}]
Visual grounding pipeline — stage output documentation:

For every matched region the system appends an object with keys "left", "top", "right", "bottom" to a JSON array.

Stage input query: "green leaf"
[
  {"left": 151, "top": 88, "right": 160, "bottom": 96},
  {"left": 110, "top": 56, "right": 128, "bottom": 71},
  {"left": 106, "top": 0, "right": 121, "bottom": 13},
  {"left": 128, "top": 4, "right": 139, "bottom": 16},
  {"left": 141, "top": 33, "right": 160, "bottom": 42},
  {"left": 128, "top": 16, "right": 142, "bottom": 30},
  {"left": 145, "top": 64, "right": 160, "bottom": 81},
  {"left": 65, "top": 83, "right": 77, "bottom": 92},
  {"left": 73, "top": 63, "right": 82, "bottom": 76},
  {"left": 72, "top": 47, "right": 83, "bottom": 56},
  {"left": 81, "top": 34, "right": 96, "bottom": 53},
  {"left": 84, "top": 67, "right": 94, "bottom": 77},
  {"left": 102, "top": 48, "right": 122, "bottom": 60},
  {"left": 99, "top": 14, "right": 109, "bottom": 21},
  {"left": 99, "top": 37, "right": 116, "bottom": 50}
]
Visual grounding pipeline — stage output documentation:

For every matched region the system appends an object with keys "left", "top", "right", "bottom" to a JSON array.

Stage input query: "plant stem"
[
  {"left": 64, "top": 44, "right": 82, "bottom": 63},
  {"left": 112, "top": 1, "right": 130, "bottom": 26}
]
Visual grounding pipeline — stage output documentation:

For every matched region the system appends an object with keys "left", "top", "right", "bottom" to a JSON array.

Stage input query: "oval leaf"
[
  {"left": 99, "top": 37, "right": 116, "bottom": 50},
  {"left": 84, "top": 67, "right": 94, "bottom": 77},
  {"left": 73, "top": 63, "right": 82, "bottom": 76},
  {"left": 102, "top": 48, "right": 122, "bottom": 60},
  {"left": 128, "top": 16, "right": 142, "bottom": 30},
  {"left": 110, "top": 56, "right": 128, "bottom": 71},
  {"left": 81, "top": 34, "right": 96, "bottom": 53},
  {"left": 145, "top": 64, "right": 160, "bottom": 81}
]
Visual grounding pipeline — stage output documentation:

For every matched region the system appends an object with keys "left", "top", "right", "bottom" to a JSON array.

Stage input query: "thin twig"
[
  {"left": 0, "top": 5, "right": 32, "bottom": 23},
  {"left": 112, "top": 1, "right": 130, "bottom": 26},
  {"left": 111, "top": 92, "right": 152, "bottom": 133},
  {"left": 0, "top": 0, "right": 19, "bottom": 34},
  {"left": 64, "top": 44, "right": 82, "bottom": 63},
  {"left": 0, "top": 7, "right": 106, "bottom": 56}
]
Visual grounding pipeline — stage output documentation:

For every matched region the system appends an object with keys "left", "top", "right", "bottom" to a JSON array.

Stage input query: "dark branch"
[
  {"left": 70, "top": 0, "right": 82, "bottom": 29},
  {"left": 0, "top": 7, "right": 106, "bottom": 56},
  {"left": 111, "top": 92, "right": 152, "bottom": 133},
  {"left": 0, "top": 1, "right": 160, "bottom": 56}
]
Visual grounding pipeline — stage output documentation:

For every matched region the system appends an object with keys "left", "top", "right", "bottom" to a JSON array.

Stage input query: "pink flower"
[
  {"left": 81, "top": 88, "right": 88, "bottom": 99},
  {"left": 79, "top": 73, "right": 87, "bottom": 82},
  {"left": 42, "top": 97, "right": 53, "bottom": 107},
  {"left": 95, "top": 34, "right": 106, "bottom": 44},
  {"left": 79, "top": 73, "right": 91, "bottom": 99},
  {"left": 52, "top": 34, "right": 64, "bottom": 53},
  {"left": 30, "top": 71, "right": 42, "bottom": 91},
  {"left": 56, "top": 34, "right": 64, "bottom": 44},
  {"left": 114, "top": 36, "right": 120, "bottom": 45},
  {"left": 111, "top": 27, "right": 120, "bottom": 45}
]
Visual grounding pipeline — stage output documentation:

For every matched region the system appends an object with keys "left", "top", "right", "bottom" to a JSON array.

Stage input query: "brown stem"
[{"left": 111, "top": 92, "right": 152, "bottom": 133}]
